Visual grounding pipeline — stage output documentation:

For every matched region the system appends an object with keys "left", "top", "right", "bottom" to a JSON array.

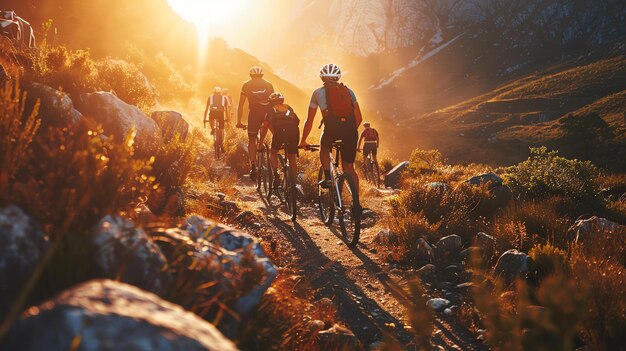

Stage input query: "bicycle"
[
  {"left": 314, "top": 141, "right": 362, "bottom": 246},
  {"left": 268, "top": 144, "right": 318, "bottom": 221},
  {"left": 206, "top": 110, "right": 226, "bottom": 160},
  {"left": 239, "top": 123, "right": 272, "bottom": 198},
  {"left": 360, "top": 149, "right": 381, "bottom": 188}
]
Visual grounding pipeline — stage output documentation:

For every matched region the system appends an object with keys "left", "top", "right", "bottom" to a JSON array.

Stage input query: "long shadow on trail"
[{"left": 268, "top": 215, "right": 414, "bottom": 346}]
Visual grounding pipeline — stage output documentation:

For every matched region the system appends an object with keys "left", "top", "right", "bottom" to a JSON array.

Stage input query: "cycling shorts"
[
  {"left": 363, "top": 143, "right": 377, "bottom": 157},
  {"left": 247, "top": 108, "right": 266, "bottom": 136},
  {"left": 209, "top": 110, "right": 225, "bottom": 128},
  {"left": 271, "top": 123, "right": 300, "bottom": 155},
  {"left": 320, "top": 116, "right": 358, "bottom": 163}
]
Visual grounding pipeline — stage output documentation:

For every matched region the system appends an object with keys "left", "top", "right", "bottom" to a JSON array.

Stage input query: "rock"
[
  {"left": 493, "top": 249, "right": 529, "bottom": 284},
  {"left": 459, "top": 246, "right": 482, "bottom": 264},
  {"left": 384, "top": 161, "right": 410, "bottom": 189},
  {"left": 426, "top": 298, "right": 450, "bottom": 311},
  {"left": 444, "top": 308, "right": 453, "bottom": 316},
  {"left": 234, "top": 210, "right": 258, "bottom": 228},
  {"left": 490, "top": 184, "right": 513, "bottom": 206},
  {"left": 25, "top": 83, "right": 85, "bottom": 129},
  {"left": 416, "top": 264, "right": 437, "bottom": 280},
  {"left": 566, "top": 216, "right": 626, "bottom": 244},
  {"left": 455, "top": 282, "right": 477, "bottom": 295},
  {"left": 0, "top": 206, "right": 50, "bottom": 319},
  {"left": 369, "top": 341, "right": 384, "bottom": 351},
  {"left": 151, "top": 110, "right": 190, "bottom": 143},
  {"left": 2, "top": 280, "right": 237, "bottom": 351},
  {"left": 91, "top": 215, "right": 169, "bottom": 296},
  {"left": 76, "top": 92, "right": 163, "bottom": 155},
  {"left": 182, "top": 217, "right": 278, "bottom": 316},
  {"left": 476, "top": 232, "right": 497, "bottom": 261},
  {"left": 466, "top": 173, "right": 503, "bottom": 189},
  {"left": 426, "top": 182, "right": 451, "bottom": 192},
  {"left": 442, "top": 265, "right": 461, "bottom": 283},
  {"left": 434, "top": 234, "right": 463, "bottom": 262},
  {"left": 416, "top": 238, "right": 435, "bottom": 265},
  {"left": 148, "top": 185, "right": 186, "bottom": 217},
  {"left": 317, "top": 324, "right": 360, "bottom": 351},
  {"left": 374, "top": 229, "right": 397, "bottom": 245}
]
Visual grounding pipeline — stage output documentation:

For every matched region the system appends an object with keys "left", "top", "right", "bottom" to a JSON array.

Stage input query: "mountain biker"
[
  {"left": 299, "top": 63, "right": 363, "bottom": 208},
  {"left": 237, "top": 66, "right": 275, "bottom": 181},
  {"left": 222, "top": 88, "right": 235, "bottom": 125},
  {"left": 358, "top": 122, "right": 379, "bottom": 163},
  {"left": 260, "top": 92, "right": 300, "bottom": 189},
  {"left": 204, "top": 86, "right": 230, "bottom": 138}
]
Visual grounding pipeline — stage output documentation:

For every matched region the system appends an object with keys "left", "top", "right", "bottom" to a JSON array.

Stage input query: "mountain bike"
[
  {"left": 360, "top": 149, "right": 381, "bottom": 188},
  {"left": 237, "top": 123, "right": 271, "bottom": 198},
  {"left": 268, "top": 144, "right": 318, "bottom": 221},
  {"left": 213, "top": 121, "right": 225, "bottom": 159},
  {"left": 315, "top": 141, "right": 362, "bottom": 246}
]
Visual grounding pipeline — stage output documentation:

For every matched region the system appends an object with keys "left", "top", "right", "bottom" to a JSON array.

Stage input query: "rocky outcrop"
[
  {"left": 91, "top": 215, "right": 169, "bottom": 296},
  {"left": 25, "top": 83, "right": 85, "bottom": 129},
  {"left": 384, "top": 161, "right": 409, "bottom": 189},
  {"left": 434, "top": 234, "right": 463, "bottom": 263},
  {"left": 566, "top": 216, "right": 626, "bottom": 244},
  {"left": 0, "top": 206, "right": 50, "bottom": 319},
  {"left": 465, "top": 173, "right": 503, "bottom": 189},
  {"left": 493, "top": 249, "right": 529, "bottom": 284},
  {"left": 2, "top": 280, "right": 238, "bottom": 351},
  {"left": 76, "top": 92, "right": 163, "bottom": 155},
  {"left": 151, "top": 111, "right": 190, "bottom": 143}
]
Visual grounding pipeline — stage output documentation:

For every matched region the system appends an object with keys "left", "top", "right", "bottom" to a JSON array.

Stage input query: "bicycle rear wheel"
[
  {"left": 284, "top": 162, "right": 297, "bottom": 221},
  {"left": 317, "top": 167, "right": 335, "bottom": 225},
  {"left": 257, "top": 147, "right": 271, "bottom": 198},
  {"left": 374, "top": 162, "right": 381, "bottom": 188},
  {"left": 338, "top": 174, "right": 361, "bottom": 247},
  {"left": 215, "top": 129, "right": 223, "bottom": 159}
]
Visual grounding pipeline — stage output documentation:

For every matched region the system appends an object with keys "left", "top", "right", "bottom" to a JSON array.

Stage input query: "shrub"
[
  {"left": 528, "top": 243, "right": 568, "bottom": 284},
  {"left": 95, "top": 59, "right": 157, "bottom": 110},
  {"left": 386, "top": 207, "right": 439, "bottom": 265},
  {"left": 504, "top": 147, "right": 600, "bottom": 205},
  {"left": 408, "top": 148, "right": 443, "bottom": 174}
]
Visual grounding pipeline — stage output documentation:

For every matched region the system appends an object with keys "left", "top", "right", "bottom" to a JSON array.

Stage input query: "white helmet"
[
  {"left": 320, "top": 63, "right": 341, "bottom": 81},
  {"left": 249, "top": 66, "right": 264, "bottom": 77},
  {"left": 213, "top": 87, "right": 222, "bottom": 94}
]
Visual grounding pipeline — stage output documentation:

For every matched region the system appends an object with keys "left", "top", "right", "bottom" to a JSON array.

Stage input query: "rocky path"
[{"left": 231, "top": 177, "right": 487, "bottom": 350}]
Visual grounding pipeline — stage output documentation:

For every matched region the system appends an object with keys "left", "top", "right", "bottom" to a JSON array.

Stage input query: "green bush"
[
  {"left": 95, "top": 59, "right": 157, "bottom": 110},
  {"left": 529, "top": 243, "right": 568, "bottom": 284},
  {"left": 504, "top": 147, "right": 600, "bottom": 204},
  {"left": 408, "top": 148, "right": 443, "bottom": 174}
]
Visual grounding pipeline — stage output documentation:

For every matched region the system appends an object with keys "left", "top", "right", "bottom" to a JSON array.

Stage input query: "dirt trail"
[{"left": 229, "top": 175, "right": 487, "bottom": 350}]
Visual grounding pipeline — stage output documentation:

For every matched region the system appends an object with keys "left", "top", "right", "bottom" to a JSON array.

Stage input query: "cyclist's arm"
[
  {"left": 299, "top": 107, "right": 317, "bottom": 146},
  {"left": 203, "top": 97, "right": 210, "bottom": 121},
  {"left": 237, "top": 92, "right": 246, "bottom": 125},
  {"left": 357, "top": 133, "right": 365, "bottom": 150},
  {"left": 260, "top": 120, "right": 270, "bottom": 144},
  {"left": 354, "top": 102, "right": 363, "bottom": 127}
]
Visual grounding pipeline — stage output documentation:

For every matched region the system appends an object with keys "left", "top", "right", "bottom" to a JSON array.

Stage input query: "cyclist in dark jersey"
[
  {"left": 237, "top": 66, "right": 275, "bottom": 181},
  {"left": 299, "top": 63, "right": 363, "bottom": 209},
  {"left": 357, "top": 122, "right": 379, "bottom": 163}
]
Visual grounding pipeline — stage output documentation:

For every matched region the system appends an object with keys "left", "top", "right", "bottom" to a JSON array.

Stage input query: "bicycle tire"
[
  {"left": 374, "top": 162, "right": 381, "bottom": 188},
  {"left": 338, "top": 174, "right": 361, "bottom": 247},
  {"left": 257, "top": 146, "right": 271, "bottom": 198},
  {"left": 285, "top": 162, "right": 297, "bottom": 221},
  {"left": 317, "top": 167, "right": 335, "bottom": 225}
]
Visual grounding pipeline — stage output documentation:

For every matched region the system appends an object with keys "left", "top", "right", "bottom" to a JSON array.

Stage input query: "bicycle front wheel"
[
  {"left": 285, "top": 163, "right": 297, "bottom": 221},
  {"left": 374, "top": 162, "right": 381, "bottom": 188},
  {"left": 338, "top": 174, "right": 361, "bottom": 247},
  {"left": 317, "top": 167, "right": 335, "bottom": 225},
  {"left": 257, "top": 147, "right": 271, "bottom": 198}
]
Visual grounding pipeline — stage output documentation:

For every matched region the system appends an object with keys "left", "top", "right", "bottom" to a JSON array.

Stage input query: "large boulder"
[
  {"left": 434, "top": 234, "right": 463, "bottom": 263},
  {"left": 151, "top": 111, "right": 190, "bottom": 143},
  {"left": 566, "top": 216, "right": 626, "bottom": 244},
  {"left": 465, "top": 173, "right": 503, "bottom": 189},
  {"left": 25, "top": 83, "right": 85, "bottom": 129},
  {"left": 91, "top": 215, "right": 169, "bottom": 296},
  {"left": 2, "top": 280, "right": 238, "bottom": 351},
  {"left": 76, "top": 92, "right": 163, "bottom": 155},
  {"left": 384, "top": 161, "right": 409, "bottom": 189},
  {"left": 416, "top": 238, "right": 435, "bottom": 265},
  {"left": 0, "top": 206, "right": 50, "bottom": 319},
  {"left": 493, "top": 249, "right": 529, "bottom": 284}
]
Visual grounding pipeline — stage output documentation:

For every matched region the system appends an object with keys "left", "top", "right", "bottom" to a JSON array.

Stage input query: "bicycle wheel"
[
  {"left": 360, "top": 162, "right": 370, "bottom": 183},
  {"left": 317, "top": 167, "right": 335, "bottom": 225},
  {"left": 338, "top": 174, "right": 361, "bottom": 246},
  {"left": 271, "top": 154, "right": 287, "bottom": 204},
  {"left": 374, "top": 162, "right": 381, "bottom": 188},
  {"left": 215, "top": 129, "right": 223, "bottom": 159},
  {"left": 258, "top": 147, "right": 271, "bottom": 198},
  {"left": 285, "top": 163, "right": 297, "bottom": 221}
]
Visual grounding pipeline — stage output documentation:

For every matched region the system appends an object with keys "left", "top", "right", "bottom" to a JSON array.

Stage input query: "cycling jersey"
[
  {"left": 309, "top": 85, "right": 357, "bottom": 113},
  {"left": 241, "top": 78, "right": 274, "bottom": 111},
  {"left": 209, "top": 94, "right": 229, "bottom": 111},
  {"left": 361, "top": 128, "right": 378, "bottom": 143},
  {"left": 266, "top": 104, "right": 300, "bottom": 155}
]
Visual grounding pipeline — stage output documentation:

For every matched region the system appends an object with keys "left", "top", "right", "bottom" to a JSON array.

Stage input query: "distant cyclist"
[
  {"left": 221, "top": 88, "right": 235, "bottom": 125},
  {"left": 358, "top": 122, "right": 379, "bottom": 163},
  {"left": 204, "top": 86, "right": 230, "bottom": 136},
  {"left": 237, "top": 66, "right": 275, "bottom": 181},
  {"left": 299, "top": 63, "right": 363, "bottom": 207},
  {"left": 260, "top": 92, "right": 300, "bottom": 188}
]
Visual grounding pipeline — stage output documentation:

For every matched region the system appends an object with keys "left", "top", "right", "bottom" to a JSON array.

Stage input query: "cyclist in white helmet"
[
  {"left": 299, "top": 63, "right": 363, "bottom": 208},
  {"left": 237, "top": 66, "right": 275, "bottom": 181}
]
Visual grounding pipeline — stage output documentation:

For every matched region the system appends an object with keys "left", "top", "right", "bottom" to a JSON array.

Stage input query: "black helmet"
[{"left": 268, "top": 92, "right": 284, "bottom": 105}]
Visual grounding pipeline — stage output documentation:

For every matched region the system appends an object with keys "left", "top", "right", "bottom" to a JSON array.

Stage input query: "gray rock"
[
  {"left": 234, "top": 210, "right": 258, "bottom": 228},
  {"left": 76, "top": 92, "right": 163, "bottom": 155},
  {"left": 490, "top": 184, "right": 513, "bottom": 206},
  {"left": 369, "top": 341, "right": 384, "bottom": 351},
  {"left": 416, "top": 238, "right": 435, "bottom": 264},
  {"left": 434, "top": 234, "right": 463, "bottom": 262},
  {"left": 317, "top": 324, "right": 360, "bottom": 351},
  {"left": 442, "top": 265, "right": 461, "bottom": 283},
  {"left": 455, "top": 282, "right": 477, "bottom": 295},
  {"left": 25, "top": 83, "right": 85, "bottom": 129},
  {"left": 2, "top": 280, "right": 238, "bottom": 351},
  {"left": 416, "top": 264, "right": 437, "bottom": 279},
  {"left": 459, "top": 246, "right": 482, "bottom": 264},
  {"left": 384, "top": 161, "right": 409, "bottom": 189},
  {"left": 426, "top": 298, "right": 450, "bottom": 311},
  {"left": 466, "top": 173, "right": 503, "bottom": 189},
  {"left": 91, "top": 215, "right": 169, "bottom": 296},
  {"left": 0, "top": 206, "right": 49, "bottom": 319},
  {"left": 476, "top": 232, "right": 497, "bottom": 261},
  {"left": 493, "top": 249, "right": 529, "bottom": 284},
  {"left": 151, "top": 111, "right": 190, "bottom": 143},
  {"left": 426, "top": 182, "right": 451, "bottom": 192},
  {"left": 566, "top": 216, "right": 626, "bottom": 244}
]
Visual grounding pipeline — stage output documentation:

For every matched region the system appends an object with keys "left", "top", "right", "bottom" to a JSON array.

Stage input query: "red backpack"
[{"left": 324, "top": 83, "right": 354, "bottom": 118}]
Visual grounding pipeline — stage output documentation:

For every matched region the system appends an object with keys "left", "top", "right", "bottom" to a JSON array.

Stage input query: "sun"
[{"left": 166, "top": 0, "right": 249, "bottom": 31}]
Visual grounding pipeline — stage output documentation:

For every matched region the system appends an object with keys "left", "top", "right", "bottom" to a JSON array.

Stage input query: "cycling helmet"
[
  {"left": 268, "top": 92, "right": 284, "bottom": 105},
  {"left": 320, "top": 63, "right": 341, "bottom": 81},
  {"left": 213, "top": 87, "right": 222, "bottom": 94},
  {"left": 249, "top": 66, "right": 264, "bottom": 77},
  {"left": 363, "top": 121, "right": 371, "bottom": 126}
]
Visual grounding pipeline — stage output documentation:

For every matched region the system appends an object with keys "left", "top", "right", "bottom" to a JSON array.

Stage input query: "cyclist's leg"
[
  {"left": 340, "top": 119, "right": 361, "bottom": 207},
  {"left": 247, "top": 110, "right": 264, "bottom": 167},
  {"left": 286, "top": 125, "right": 300, "bottom": 178},
  {"left": 372, "top": 145, "right": 378, "bottom": 163},
  {"left": 319, "top": 126, "right": 335, "bottom": 178}
]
